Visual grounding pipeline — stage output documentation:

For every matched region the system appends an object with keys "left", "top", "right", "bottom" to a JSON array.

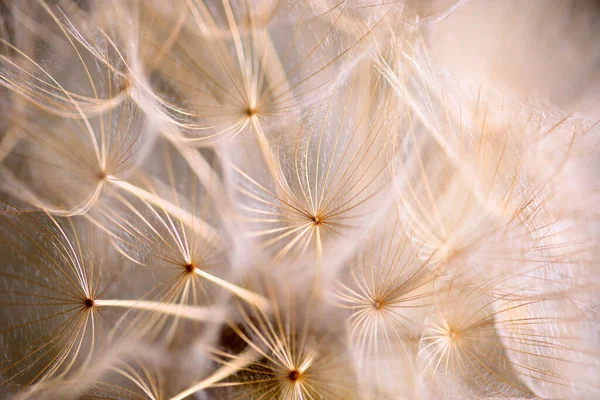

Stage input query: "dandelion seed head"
[{"left": 1, "top": 1, "right": 599, "bottom": 399}]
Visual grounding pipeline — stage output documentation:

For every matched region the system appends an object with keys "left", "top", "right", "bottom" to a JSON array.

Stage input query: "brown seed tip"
[
  {"left": 97, "top": 171, "right": 107, "bottom": 181},
  {"left": 83, "top": 298, "right": 95, "bottom": 308},
  {"left": 288, "top": 369, "right": 301, "bottom": 381},
  {"left": 246, "top": 107, "right": 257, "bottom": 117},
  {"left": 184, "top": 263, "right": 196, "bottom": 274}
]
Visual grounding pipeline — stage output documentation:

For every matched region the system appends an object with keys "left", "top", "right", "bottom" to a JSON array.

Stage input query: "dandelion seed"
[
  {"left": 335, "top": 209, "right": 435, "bottom": 397},
  {"left": 116, "top": 0, "right": 393, "bottom": 147},
  {"left": 177, "top": 279, "right": 359, "bottom": 399},
  {"left": 0, "top": 209, "right": 114, "bottom": 388},
  {"left": 232, "top": 63, "right": 394, "bottom": 266},
  {"left": 419, "top": 283, "right": 599, "bottom": 398},
  {"left": 0, "top": 97, "right": 142, "bottom": 216}
]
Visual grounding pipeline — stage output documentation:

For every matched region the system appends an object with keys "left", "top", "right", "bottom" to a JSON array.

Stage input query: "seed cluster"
[{"left": 0, "top": 1, "right": 599, "bottom": 400}]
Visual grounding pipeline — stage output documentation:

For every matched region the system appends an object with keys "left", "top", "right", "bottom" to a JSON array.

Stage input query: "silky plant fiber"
[{"left": 0, "top": 1, "right": 599, "bottom": 399}]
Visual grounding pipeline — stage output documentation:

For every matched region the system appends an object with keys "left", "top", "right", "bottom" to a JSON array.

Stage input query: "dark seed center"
[
  {"left": 185, "top": 263, "right": 196, "bottom": 273},
  {"left": 288, "top": 370, "right": 301, "bottom": 381},
  {"left": 84, "top": 298, "right": 95, "bottom": 308}
]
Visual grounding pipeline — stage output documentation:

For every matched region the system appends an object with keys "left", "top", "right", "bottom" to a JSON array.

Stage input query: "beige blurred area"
[{"left": 422, "top": 0, "right": 600, "bottom": 119}]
